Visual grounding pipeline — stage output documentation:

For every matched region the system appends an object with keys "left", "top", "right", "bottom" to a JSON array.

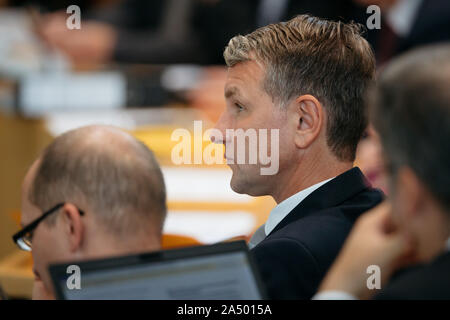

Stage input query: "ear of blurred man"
[
  {"left": 60, "top": 203, "right": 84, "bottom": 254},
  {"left": 392, "top": 166, "right": 450, "bottom": 262}
]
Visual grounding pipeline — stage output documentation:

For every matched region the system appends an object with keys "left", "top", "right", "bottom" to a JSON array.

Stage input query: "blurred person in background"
[
  {"left": 194, "top": 0, "right": 362, "bottom": 65},
  {"left": 214, "top": 15, "right": 384, "bottom": 299},
  {"left": 317, "top": 44, "right": 450, "bottom": 300},
  {"left": 353, "top": 0, "right": 450, "bottom": 193},
  {"left": 35, "top": 0, "right": 194, "bottom": 64},
  {"left": 13, "top": 125, "right": 167, "bottom": 299},
  {"left": 356, "top": 126, "right": 388, "bottom": 193},
  {"left": 27, "top": 0, "right": 362, "bottom": 65},
  {"left": 353, "top": 0, "right": 450, "bottom": 65}
]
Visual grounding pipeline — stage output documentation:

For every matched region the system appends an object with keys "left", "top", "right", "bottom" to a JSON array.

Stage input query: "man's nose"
[
  {"left": 211, "top": 113, "right": 229, "bottom": 144},
  {"left": 210, "top": 133, "right": 222, "bottom": 144}
]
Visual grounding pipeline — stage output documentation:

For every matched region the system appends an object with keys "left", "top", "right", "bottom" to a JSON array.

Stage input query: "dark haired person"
[
  {"left": 213, "top": 15, "right": 384, "bottom": 299},
  {"left": 317, "top": 44, "right": 450, "bottom": 300},
  {"left": 13, "top": 125, "right": 167, "bottom": 299}
]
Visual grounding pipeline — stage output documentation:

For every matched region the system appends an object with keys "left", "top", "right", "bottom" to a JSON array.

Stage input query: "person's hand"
[
  {"left": 32, "top": 279, "right": 55, "bottom": 300},
  {"left": 37, "top": 12, "right": 116, "bottom": 64},
  {"left": 318, "top": 201, "right": 417, "bottom": 299}
]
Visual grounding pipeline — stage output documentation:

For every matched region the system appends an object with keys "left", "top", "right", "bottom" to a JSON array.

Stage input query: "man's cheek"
[
  {"left": 32, "top": 279, "right": 55, "bottom": 300},
  {"left": 32, "top": 240, "right": 54, "bottom": 282},
  {"left": 32, "top": 252, "right": 47, "bottom": 283},
  {"left": 391, "top": 199, "right": 408, "bottom": 231},
  {"left": 34, "top": 253, "right": 55, "bottom": 296}
]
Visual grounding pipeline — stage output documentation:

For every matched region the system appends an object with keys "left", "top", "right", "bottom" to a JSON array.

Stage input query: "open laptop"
[{"left": 49, "top": 241, "right": 266, "bottom": 300}]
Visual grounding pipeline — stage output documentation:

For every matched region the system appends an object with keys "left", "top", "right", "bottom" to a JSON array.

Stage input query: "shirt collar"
[
  {"left": 265, "top": 177, "right": 334, "bottom": 236},
  {"left": 446, "top": 237, "right": 450, "bottom": 252}
]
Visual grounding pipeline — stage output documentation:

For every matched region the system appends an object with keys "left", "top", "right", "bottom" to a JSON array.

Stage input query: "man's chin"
[
  {"left": 230, "top": 180, "right": 246, "bottom": 194},
  {"left": 230, "top": 175, "right": 266, "bottom": 197},
  {"left": 32, "top": 277, "right": 56, "bottom": 300},
  {"left": 229, "top": 171, "right": 251, "bottom": 194}
]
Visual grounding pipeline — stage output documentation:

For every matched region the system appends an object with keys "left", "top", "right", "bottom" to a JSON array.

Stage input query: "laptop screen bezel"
[{"left": 48, "top": 240, "right": 267, "bottom": 300}]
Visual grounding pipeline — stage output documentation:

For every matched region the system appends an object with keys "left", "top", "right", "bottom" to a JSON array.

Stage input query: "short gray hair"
[
  {"left": 29, "top": 125, "right": 167, "bottom": 237},
  {"left": 224, "top": 14, "right": 375, "bottom": 162}
]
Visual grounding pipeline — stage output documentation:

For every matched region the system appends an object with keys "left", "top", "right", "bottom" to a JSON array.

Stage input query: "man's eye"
[
  {"left": 235, "top": 103, "right": 244, "bottom": 111},
  {"left": 27, "top": 231, "right": 34, "bottom": 241},
  {"left": 23, "top": 231, "right": 34, "bottom": 246}
]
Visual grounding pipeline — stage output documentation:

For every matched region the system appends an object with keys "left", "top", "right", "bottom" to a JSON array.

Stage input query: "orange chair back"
[{"left": 162, "top": 234, "right": 202, "bottom": 249}]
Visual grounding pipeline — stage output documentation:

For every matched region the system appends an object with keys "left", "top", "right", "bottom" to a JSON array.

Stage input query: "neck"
[
  {"left": 84, "top": 234, "right": 161, "bottom": 260},
  {"left": 271, "top": 152, "right": 353, "bottom": 204}
]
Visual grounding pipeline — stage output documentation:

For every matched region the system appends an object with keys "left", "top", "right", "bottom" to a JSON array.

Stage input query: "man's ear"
[
  {"left": 61, "top": 203, "right": 84, "bottom": 253},
  {"left": 292, "top": 94, "right": 324, "bottom": 149}
]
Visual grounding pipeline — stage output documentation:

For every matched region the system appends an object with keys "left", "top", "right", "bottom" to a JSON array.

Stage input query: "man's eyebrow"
[{"left": 224, "top": 86, "right": 239, "bottom": 99}]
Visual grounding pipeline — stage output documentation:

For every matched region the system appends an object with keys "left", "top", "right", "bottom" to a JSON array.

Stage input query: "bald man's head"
[{"left": 28, "top": 125, "right": 167, "bottom": 238}]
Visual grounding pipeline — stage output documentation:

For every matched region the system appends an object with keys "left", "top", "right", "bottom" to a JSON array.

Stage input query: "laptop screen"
[{"left": 49, "top": 241, "right": 265, "bottom": 300}]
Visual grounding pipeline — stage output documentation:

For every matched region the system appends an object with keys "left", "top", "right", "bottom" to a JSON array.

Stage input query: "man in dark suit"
[
  {"left": 252, "top": 168, "right": 383, "bottom": 299},
  {"left": 316, "top": 44, "right": 450, "bottom": 300},
  {"left": 213, "top": 15, "right": 383, "bottom": 299}
]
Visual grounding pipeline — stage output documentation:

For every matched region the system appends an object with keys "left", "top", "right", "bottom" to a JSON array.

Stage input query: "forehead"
[
  {"left": 21, "top": 191, "right": 42, "bottom": 227},
  {"left": 21, "top": 160, "right": 42, "bottom": 225},
  {"left": 224, "top": 60, "right": 266, "bottom": 98},
  {"left": 21, "top": 199, "right": 41, "bottom": 227}
]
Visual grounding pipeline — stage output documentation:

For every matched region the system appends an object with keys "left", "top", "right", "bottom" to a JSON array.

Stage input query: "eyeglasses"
[{"left": 12, "top": 203, "right": 85, "bottom": 251}]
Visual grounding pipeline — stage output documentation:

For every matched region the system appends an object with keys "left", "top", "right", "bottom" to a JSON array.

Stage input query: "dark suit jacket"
[
  {"left": 251, "top": 167, "right": 384, "bottom": 299},
  {"left": 374, "top": 251, "right": 450, "bottom": 300}
]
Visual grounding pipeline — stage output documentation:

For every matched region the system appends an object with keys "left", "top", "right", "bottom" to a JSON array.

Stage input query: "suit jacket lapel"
[{"left": 266, "top": 167, "right": 371, "bottom": 237}]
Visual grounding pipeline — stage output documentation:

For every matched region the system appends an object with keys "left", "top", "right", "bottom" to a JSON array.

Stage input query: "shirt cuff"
[{"left": 312, "top": 290, "right": 358, "bottom": 300}]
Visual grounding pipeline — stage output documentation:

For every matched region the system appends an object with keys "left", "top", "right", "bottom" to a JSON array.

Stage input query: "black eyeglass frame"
[{"left": 12, "top": 203, "right": 85, "bottom": 250}]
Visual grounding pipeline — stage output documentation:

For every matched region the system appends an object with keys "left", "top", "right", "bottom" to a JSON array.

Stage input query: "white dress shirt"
[
  {"left": 264, "top": 177, "right": 334, "bottom": 236},
  {"left": 248, "top": 177, "right": 334, "bottom": 249}
]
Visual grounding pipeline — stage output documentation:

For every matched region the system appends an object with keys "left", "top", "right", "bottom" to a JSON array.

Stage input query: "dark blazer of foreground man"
[
  {"left": 254, "top": 167, "right": 382, "bottom": 299},
  {"left": 213, "top": 15, "right": 383, "bottom": 299},
  {"left": 317, "top": 45, "right": 450, "bottom": 300}
]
